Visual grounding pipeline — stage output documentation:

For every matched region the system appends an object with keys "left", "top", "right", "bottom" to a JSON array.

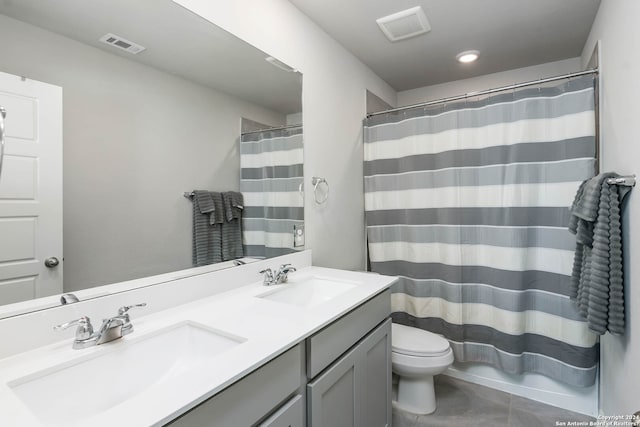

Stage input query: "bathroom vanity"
[
  {"left": 169, "top": 290, "right": 391, "bottom": 427},
  {"left": 0, "top": 251, "right": 396, "bottom": 427}
]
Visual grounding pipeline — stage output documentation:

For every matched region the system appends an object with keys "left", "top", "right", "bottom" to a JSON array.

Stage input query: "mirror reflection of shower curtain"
[
  {"left": 240, "top": 126, "right": 303, "bottom": 258},
  {"left": 363, "top": 75, "right": 599, "bottom": 388}
]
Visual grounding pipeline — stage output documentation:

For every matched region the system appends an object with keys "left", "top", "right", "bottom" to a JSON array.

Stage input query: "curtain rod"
[
  {"left": 241, "top": 123, "right": 302, "bottom": 136},
  {"left": 367, "top": 68, "right": 599, "bottom": 118}
]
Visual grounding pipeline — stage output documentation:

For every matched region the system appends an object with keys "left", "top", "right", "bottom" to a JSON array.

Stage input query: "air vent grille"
[
  {"left": 376, "top": 6, "right": 431, "bottom": 42},
  {"left": 99, "top": 33, "right": 146, "bottom": 54}
]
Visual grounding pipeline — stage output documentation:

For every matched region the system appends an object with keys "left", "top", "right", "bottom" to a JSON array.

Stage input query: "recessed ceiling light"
[{"left": 456, "top": 50, "right": 480, "bottom": 63}]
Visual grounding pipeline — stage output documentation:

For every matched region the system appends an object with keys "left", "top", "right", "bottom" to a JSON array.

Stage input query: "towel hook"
[
  {"left": 606, "top": 175, "right": 636, "bottom": 186},
  {"left": 311, "top": 176, "right": 329, "bottom": 205}
]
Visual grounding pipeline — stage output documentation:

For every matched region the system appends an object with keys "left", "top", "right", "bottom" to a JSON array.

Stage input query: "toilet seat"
[{"left": 392, "top": 323, "right": 450, "bottom": 357}]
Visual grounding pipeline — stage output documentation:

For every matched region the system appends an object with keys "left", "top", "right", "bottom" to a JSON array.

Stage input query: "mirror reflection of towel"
[
  {"left": 192, "top": 191, "right": 223, "bottom": 266},
  {"left": 192, "top": 190, "right": 244, "bottom": 266},
  {"left": 210, "top": 192, "right": 225, "bottom": 225},
  {"left": 194, "top": 190, "right": 214, "bottom": 214},
  {"left": 223, "top": 191, "right": 244, "bottom": 220},
  {"left": 222, "top": 192, "right": 244, "bottom": 260}
]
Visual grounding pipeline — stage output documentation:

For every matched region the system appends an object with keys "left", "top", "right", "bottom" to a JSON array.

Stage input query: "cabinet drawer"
[
  {"left": 258, "top": 394, "right": 304, "bottom": 427},
  {"left": 306, "top": 289, "right": 390, "bottom": 379},
  {"left": 167, "top": 344, "right": 303, "bottom": 427}
]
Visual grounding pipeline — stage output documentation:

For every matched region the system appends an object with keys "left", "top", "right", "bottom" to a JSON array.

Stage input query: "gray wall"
[
  {"left": 366, "top": 90, "right": 392, "bottom": 115},
  {"left": 582, "top": 0, "right": 640, "bottom": 416},
  {"left": 0, "top": 14, "right": 285, "bottom": 291}
]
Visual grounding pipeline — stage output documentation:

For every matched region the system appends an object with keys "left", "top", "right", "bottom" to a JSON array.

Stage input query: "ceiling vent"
[
  {"left": 99, "top": 33, "right": 146, "bottom": 54},
  {"left": 376, "top": 6, "right": 431, "bottom": 42}
]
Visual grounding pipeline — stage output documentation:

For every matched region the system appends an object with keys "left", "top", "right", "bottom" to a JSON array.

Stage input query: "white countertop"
[{"left": 0, "top": 266, "right": 396, "bottom": 427}]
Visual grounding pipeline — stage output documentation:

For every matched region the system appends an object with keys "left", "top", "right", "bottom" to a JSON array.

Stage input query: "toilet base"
[{"left": 394, "top": 375, "right": 436, "bottom": 415}]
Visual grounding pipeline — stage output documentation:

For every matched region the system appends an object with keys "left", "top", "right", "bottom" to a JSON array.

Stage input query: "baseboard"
[{"left": 443, "top": 363, "right": 598, "bottom": 417}]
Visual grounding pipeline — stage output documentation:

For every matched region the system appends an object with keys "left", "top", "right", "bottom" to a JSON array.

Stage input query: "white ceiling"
[
  {"left": 288, "top": 0, "right": 601, "bottom": 91},
  {"left": 0, "top": 0, "right": 302, "bottom": 115}
]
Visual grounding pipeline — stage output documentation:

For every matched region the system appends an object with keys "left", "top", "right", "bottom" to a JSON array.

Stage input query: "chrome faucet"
[
  {"left": 54, "top": 303, "right": 147, "bottom": 349},
  {"left": 259, "top": 264, "right": 297, "bottom": 286},
  {"left": 275, "top": 264, "right": 297, "bottom": 284}
]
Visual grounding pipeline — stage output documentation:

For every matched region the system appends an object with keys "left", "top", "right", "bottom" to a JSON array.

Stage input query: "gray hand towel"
[
  {"left": 194, "top": 190, "right": 215, "bottom": 214},
  {"left": 570, "top": 172, "right": 616, "bottom": 222},
  {"left": 222, "top": 191, "right": 244, "bottom": 221},
  {"left": 221, "top": 191, "right": 244, "bottom": 261},
  {"left": 569, "top": 172, "right": 632, "bottom": 335},
  {"left": 192, "top": 190, "right": 223, "bottom": 266},
  {"left": 210, "top": 192, "right": 225, "bottom": 225}
]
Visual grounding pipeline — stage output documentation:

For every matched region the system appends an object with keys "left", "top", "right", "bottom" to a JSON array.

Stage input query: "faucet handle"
[
  {"left": 259, "top": 268, "right": 275, "bottom": 286},
  {"left": 117, "top": 303, "right": 147, "bottom": 316},
  {"left": 279, "top": 263, "right": 295, "bottom": 271},
  {"left": 276, "top": 264, "right": 296, "bottom": 284},
  {"left": 54, "top": 316, "right": 94, "bottom": 340},
  {"left": 278, "top": 264, "right": 296, "bottom": 276},
  {"left": 259, "top": 268, "right": 274, "bottom": 278}
]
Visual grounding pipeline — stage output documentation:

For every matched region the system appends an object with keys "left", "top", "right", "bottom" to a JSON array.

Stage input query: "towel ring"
[{"left": 311, "top": 176, "right": 329, "bottom": 205}]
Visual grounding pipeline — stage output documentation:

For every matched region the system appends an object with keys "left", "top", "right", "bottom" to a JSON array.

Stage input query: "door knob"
[{"left": 44, "top": 257, "right": 60, "bottom": 268}]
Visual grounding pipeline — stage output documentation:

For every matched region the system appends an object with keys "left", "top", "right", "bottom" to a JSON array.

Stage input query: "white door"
[{"left": 0, "top": 71, "right": 63, "bottom": 304}]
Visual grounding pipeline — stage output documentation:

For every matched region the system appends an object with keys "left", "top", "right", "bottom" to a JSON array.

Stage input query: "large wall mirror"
[{"left": 0, "top": 0, "right": 303, "bottom": 318}]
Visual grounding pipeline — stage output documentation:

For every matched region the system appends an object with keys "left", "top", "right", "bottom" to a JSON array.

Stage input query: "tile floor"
[{"left": 392, "top": 375, "right": 595, "bottom": 427}]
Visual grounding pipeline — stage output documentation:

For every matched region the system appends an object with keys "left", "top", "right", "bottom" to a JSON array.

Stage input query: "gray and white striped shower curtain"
[
  {"left": 240, "top": 126, "right": 303, "bottom": 258},
  {"left": 364, "top": 75, "right": 599, "bottom": 387}
]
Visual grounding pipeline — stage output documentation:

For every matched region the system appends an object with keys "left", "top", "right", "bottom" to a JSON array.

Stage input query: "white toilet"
[{"left": 391, "top": 323, "right": 454, "bottom": 414}]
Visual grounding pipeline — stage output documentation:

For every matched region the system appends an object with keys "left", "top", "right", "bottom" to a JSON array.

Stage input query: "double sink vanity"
[{"left": 0, "top": 251, "right": 397, "bottom": 426}]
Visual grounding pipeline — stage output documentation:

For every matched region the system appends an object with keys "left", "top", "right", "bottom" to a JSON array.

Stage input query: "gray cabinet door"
[
  {"left": 307, "top": 319, "right": 391, "bottom": 427},
  {"left": 307, "top": 344, "right": 359, "bottom": 427},
  {"left": 360, "top": 319, "right": 392, "bottom": 427}
]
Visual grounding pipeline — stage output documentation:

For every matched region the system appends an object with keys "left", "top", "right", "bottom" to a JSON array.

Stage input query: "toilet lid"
[{"left": 392, "top": 323, "right": 451, "bottom": 357}]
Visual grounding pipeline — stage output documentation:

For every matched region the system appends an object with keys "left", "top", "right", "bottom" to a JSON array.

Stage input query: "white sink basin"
[
  {"left": 257, "top": 276, "right": 358, "bottom": 307},
  {"left": 9, "top": 321, "right": 245, "bottom": 426}
]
